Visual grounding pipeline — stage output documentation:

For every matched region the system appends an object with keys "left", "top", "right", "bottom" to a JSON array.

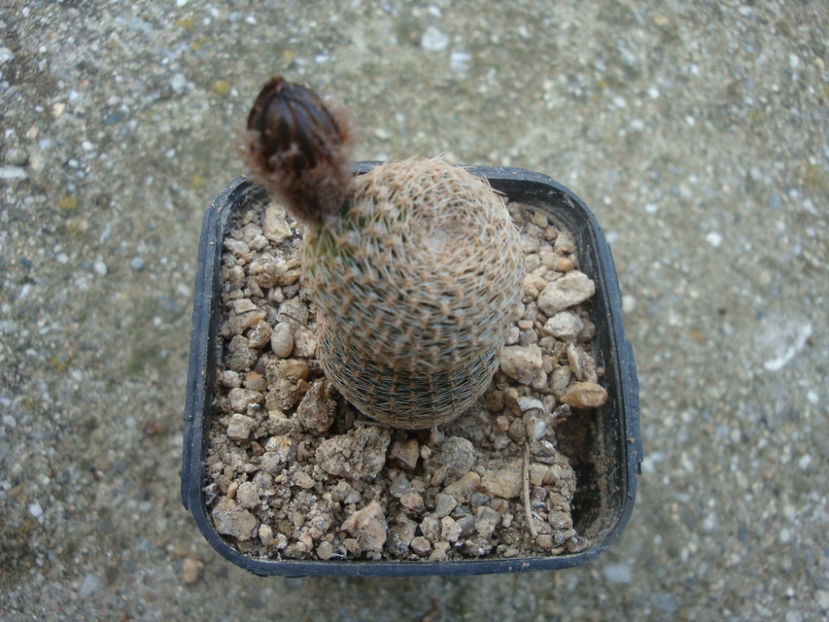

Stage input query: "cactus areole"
[{"left": 242, "top": 77, "right": 524, "bottom": 429}]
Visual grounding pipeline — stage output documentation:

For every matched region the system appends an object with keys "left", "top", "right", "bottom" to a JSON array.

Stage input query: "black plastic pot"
[{"left": 182, "top": 163, "right": 641, "bottom": 577}]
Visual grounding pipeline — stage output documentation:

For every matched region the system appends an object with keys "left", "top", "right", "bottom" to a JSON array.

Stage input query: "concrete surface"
[{"left": 1, "top": 1, "right": 827, "bottom": 620}]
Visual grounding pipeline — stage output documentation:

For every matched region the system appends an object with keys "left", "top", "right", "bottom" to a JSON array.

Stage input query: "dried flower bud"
[{"left": 242, "top": 77, "right": 353, "bottom": 225}]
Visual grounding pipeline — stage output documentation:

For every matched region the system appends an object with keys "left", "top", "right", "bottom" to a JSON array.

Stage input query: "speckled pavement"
[{"left": 1, "top": 1, "right": 827, "bottom": 620}]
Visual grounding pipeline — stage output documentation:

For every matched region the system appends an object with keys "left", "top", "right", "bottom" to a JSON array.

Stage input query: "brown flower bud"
[{"left": 242, "top": 77, "right": 353, "bottom": 226}]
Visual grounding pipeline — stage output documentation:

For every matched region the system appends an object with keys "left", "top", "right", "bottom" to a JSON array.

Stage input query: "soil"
[{"left": 204, "top": 196, "right": 608, "bottom": 562}]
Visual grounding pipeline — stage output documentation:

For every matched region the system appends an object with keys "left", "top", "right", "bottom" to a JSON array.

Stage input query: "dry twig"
[{"left": 523, "top": 442, "right": 537, "bottom": 538}]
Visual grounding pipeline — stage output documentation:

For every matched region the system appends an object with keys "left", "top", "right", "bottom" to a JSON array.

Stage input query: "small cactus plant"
[{"left": 242, "top": 77, "right": 524, "bottom": 429}]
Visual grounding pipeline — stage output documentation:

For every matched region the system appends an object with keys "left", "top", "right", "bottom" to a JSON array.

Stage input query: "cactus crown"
[{"left": 242, "top": 78, "right": 523, "bottom": 429}]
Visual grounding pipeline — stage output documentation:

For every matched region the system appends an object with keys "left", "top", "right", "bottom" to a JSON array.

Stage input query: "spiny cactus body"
[
  {"left": 243, "top": 78, "right": 523, "bottom": 429},
  {"left": 305, "top": 158, "right": 524, "bottom": 428}
]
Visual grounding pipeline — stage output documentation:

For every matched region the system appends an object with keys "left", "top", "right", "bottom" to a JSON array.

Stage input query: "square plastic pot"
[{"left": 182, "top": 163, "right": 641, "bottom": 577}]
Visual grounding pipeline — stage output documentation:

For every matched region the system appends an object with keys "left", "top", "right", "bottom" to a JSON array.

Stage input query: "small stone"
[
  {"left": 474, "top": 506, "right": 501, "bottom": 539},
  {"left": 410, "top": 536, "right": 432, "bottom": 556},
  {"left": 244, "top": 371, "right": 267, "bottom": 392},
  {"left": 27, "top": 501, "right": 43, "bottom": 520},
  {"left": 429, "top": 540, "right": 451, "bottom": 562},
  {"left": 551, "top": 366, "right": 571, "bottom": 396},
  {"left": 602, "top": 561, "right": 632, "bottom": 584},
  {"left": 226, "top": 413, "right": 256, "bottom": 440},
  {"left": 226, "top": 335, "right": 257, "bottom": 371},
  {"left": 278, "top": 298, "right": 309, "bottom": 327},
  {"left": 816, "top": 590, "right": 829, "bottom": 611},
  {"left": 0, "top": 166, "right": 28, "bottom": 180},
  {"left": 420, "top": 515, "right": 441, "bottom": 542},
  {"left": 554, "top": 256, "right": 574, "bottom": 272},
  {"left": 228, "top": 387, "right": 263, "bottom": 413},
  {"left": 442, "top": 472, "right": 481, "bottom": 502},
  {"left": 565, "top": 343, "right": 583, "bottom": 380},
  {"left": 400, "top": 490, "right": 424, "bottom": 512},
  {"left": 181, "top": 558, "right": 203, "bottom": 584},
  {"left": 78, "top": 573, "right": 100, "bottom": 598},
  {"left": 259, "top": 524, "right": 274, "bottom": 546},
  {"left": 560, "top": 382, "right": 608, "bottom": 409},
  {"left": 292, "top": 328, "right": 317, "bottom": 358},
  {"left": 535, "top": 534, "right": 553, "bottom": 549},
  {"left": 517, "top": 396, "right": 544, "bottom": 413},
  {"left": 537, "top": 271, "right": 595, "bottom": 314},
  {"left": 441, "top": 516, "right": 462, "bottom": 543},
  {"left": 530, "top": 210, "right": 548, "bottom": 228},
  {"left": 523, "top": 272, "right": 548, "bottom": 299},
  {"left": 224, "top": 310, "right": 267, "bottom": 337},
  {"left": 211, "top": 497, "right": 257, "bottom": 540},
  {"left": 342, "top": 500, "right": 387, "bottom": 552},
  {"left": 542, "top": 311, "right": 584, "bottom": 341},
  {"left": 433, "top": 493, "right": 457, "bottom": 518},
  {"left": 263, "top": 205, "right": 293, "bottom": 244},
  {"left": 652, "top": 593, "right": 678, "bottom": 614},
  {"left": 292, "top": 470, "right": 316, "bottom": 489},
  {"left": 170, "top": 73, "right": 187, "bottom": 94},
  {"left": 316, "top": 541, "right": 334, "bottom": 560},
  {"left": 316, "top": 425, "right": 391, "bottom": 479},
  {"left": 389, "top": 473, "right": 413, "bottom": 498},
  {"left": 554, "top": 230, "right": 576, "bottom": 254},
  {"left": 247, "top": 320, "right": 271, "bottom": 349},
  {"left": 529, "top": 464, "right": 549, "bottom": 486},
  {"left": 263, "top": 435, "right": 296, "bottom": 467},
  {"left": 484, "top": 390, "right": 504, "bottom": 411},
  {"left": 481, "top": 461, "right": 523, "bottom": 499},
  {"left": 236, "top": 481, "right": 260, "bottom": 508},
  {"left": 388, "top": 516, "right": 417, "bottom": 555},
  {"left": 231, "top": 298, "right": 258, "bottom": 314},
  {"left": 220, "top": 370, "right": 242, "bottom": 388},
  {"left": 500, "top": 344, "right": 543, "bottom": 385},
  {"left": 390, "top": 438, "right": 420, "bottom": 471},
  {"left": 421, "top": 26, "right": 449, "bottom": 52},
  {"left": 270, "top": 322, "right": 294, "bottom": 357},
  {"left": 435, "top": 436, "right": 476, "bottom": 482},
  {"left": 130, "top": 256, "right": 145, "bottom": 271},
  {"left": 296, "top": 379, "right": 337, "bottom": 435}
]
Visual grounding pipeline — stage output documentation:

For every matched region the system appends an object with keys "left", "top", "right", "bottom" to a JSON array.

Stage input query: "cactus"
[{"left": 242, "top": 77, "right": 524, "bottom": 429}]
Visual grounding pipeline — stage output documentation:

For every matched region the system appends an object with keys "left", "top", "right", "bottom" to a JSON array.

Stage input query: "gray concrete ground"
[{"left": 1, "top": 1, "right": 827, "bottom": 620}]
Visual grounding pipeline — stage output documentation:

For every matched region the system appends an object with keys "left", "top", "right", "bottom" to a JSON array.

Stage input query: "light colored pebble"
[
  {"left": 560, "top": 382, "right": 608, "bottom": 409},
  {"left": 292, "top": 327, "right": 318, "bottom": 358},
  {"left": 316, "top": 540, "right": 334, "bottom": 560},
  {"left": 226, "top": 413, "right": 256, "bottom": 440},
  {"left": 481, "top": 461, "right": 523, "bottom": 499},
  {"left": 211, "top": 497, "right": 257, "bottom": 540},
  {"left": 537, "top": 271, "right": 595, "bottom": 315},
  {"left": 602, "top": 561, "right": 633, "bottom": 584},
  {"left": 543, "top": 311, "right": 584, "bottom": 340},
  {"left": 410, "top": 535, "right": 432, "bottom": 556},
  {"left": 390, "top": 438, "right": 420, "bottom": 471},
  {"left": 500, "top": 344, "right": 543, "bottom": 385},
  {"left": 270, "top": 321, "right": 294, "bottom": 357},
  {"left": 263, "top": 205, "right": 293, "bottom": 243},
  {"left": 181, "top": 558, "right": 203, "bottom": 584},
  {"left": 342, "top": 500, "right": 387, "bottom": 552},
  {"left": 236, "top": 481, "right": 260, "bottom": 508},
  {"left": 475, "top": 506, "right": 501, "bottom": 539}
]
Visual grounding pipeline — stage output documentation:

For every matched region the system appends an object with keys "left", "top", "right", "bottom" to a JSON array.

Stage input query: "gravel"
[
  {"left": 204, "top": 200, "right": 596, "bottom": 563},
  {"left": 0, "top": 0, "right": 826, "bottom": 620}
]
